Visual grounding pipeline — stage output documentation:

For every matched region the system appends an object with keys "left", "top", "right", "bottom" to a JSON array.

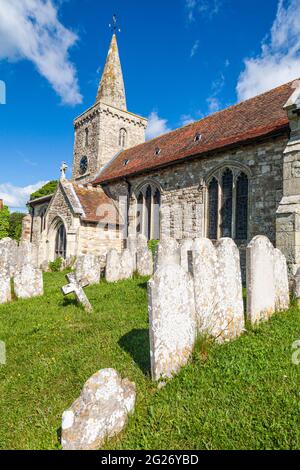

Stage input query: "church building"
[{"left": 27, "top": 32, "right": 300, "bottom": 275}]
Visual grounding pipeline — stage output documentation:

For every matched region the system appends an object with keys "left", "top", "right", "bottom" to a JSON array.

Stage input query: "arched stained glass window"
[
  {"left": 221, "top": 169, "right": 233, "bottom": 237},
  {"left": 208, "top": 177, "right": 219, "bottom": 240},
  {"left": 235, "top": 172, "right": 248, "bottom": 240},
  {"left": 55, "top": 224, "right": 67, "bottom": 259}
]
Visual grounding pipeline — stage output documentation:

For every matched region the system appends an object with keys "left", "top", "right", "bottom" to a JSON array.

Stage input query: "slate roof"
[{"left": 93, "top": 80, "right": 297, "bottom": 185}]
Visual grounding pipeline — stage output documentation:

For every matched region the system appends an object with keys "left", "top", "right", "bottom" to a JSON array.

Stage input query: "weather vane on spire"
[{"left": 109, "top": 14, "right": 121, "bottom": 35}]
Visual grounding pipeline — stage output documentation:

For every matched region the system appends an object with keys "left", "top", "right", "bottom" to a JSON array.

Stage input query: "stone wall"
[{"left": 72, "top": 102, "right": 147, "bottom": 183}]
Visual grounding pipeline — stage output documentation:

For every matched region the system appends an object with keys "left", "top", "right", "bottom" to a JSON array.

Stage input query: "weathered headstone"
[
  {"left": 180, "top": 239, "right": 193, "bottom": 273},
  {"left": 0, "top": 238, "right": 18, "bottom": 277},
  {"left": 148, "top": 262, "right": 196, "bottom": 381},
  {"left": 0, "top": 272, "right": 11, "bottom": 304},
  {"left": 76, "top": 254, "right": 100, "bottom": 285},
  {"left": 246, "top": 235, "right": 276, "bottom": 324},
  {"left": 127, "top": 235, "right": 137, "bottom": 271},
  {"left": 61, "top": 272, "right": 93, "bottom": 313},
  {"left": 17, "top": 240, "right": 38, "bottom": 270},
  {"left": 119, "top": 249, "right": 134, "bottom": 280},
  {"left": 137, "top": 248, "right": 153, "bottom": 277},
  {"left": 154, "top": 237, "right": 180, "bottom": 272},
  {"left": 192, "top": 238, "right": 220, "bottom": 334},
  {"left": 13, "top": 264, "right": 43, "bottom": 299},
  {"left": 215, "top": 238, "right": 245, "bottom": 341},
  {"left": 294, "top": 268, "right": 300, "bottom": 307},
  {"left": 137, "top": 234, "right": 148, "bottom": 253},
  {"left": 105, "top": 249, "right": 121, "bottom": 283},
  {"left": 61, "top": 369, "right": 136, "bottom": 450},
  {"left": 273, "top": 248, "right": 290, "bottom": 312}
]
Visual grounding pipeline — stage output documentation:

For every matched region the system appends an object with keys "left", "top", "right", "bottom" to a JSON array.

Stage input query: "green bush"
[
  {"left": 0, "top": 205, "right": 10, "bottom": 239},
  {"left": 30, "top": 181, "right": 58, "bottom": 201},
  {"left": 148, "top": 239, "right": 159, "bottom": 259},
  {"left": 9, "top": 212, "right": 26, "bottom": 242},
  {"left": 49, "top": 257, "right": 63, "bottom": 272}
]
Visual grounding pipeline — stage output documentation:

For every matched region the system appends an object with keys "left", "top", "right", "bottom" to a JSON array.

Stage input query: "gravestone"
[
  {"left": 61, "top": 272, "right": 93, "bottom": 313},
  {"left": 246, "top": 235, "right": 276, "bottom": 324},
  {"left": 215, "top": 238, "right": 245, "bottom": 341},
  {"left": 294, "top": 268, "right": 300, "bottom": 307},
  {"left": 76, "top": 254, "right": 100, "bottom": 285},
  {"left": 127, "top": 235, "right": 137, "bottom": 271},
  {"left": 105, "top": 250, "right": 121, "bottom": 283},
  {"left": 0, "top": 272, "right": 11, "bottom": 304},
  {"left": 154, "top": 237, "right": 180, "bottom": 272},
  {"left": 273, "top": 248, "right": 290, "bottom": 311},
  {"left": 119, "top": 249, "right": 134, "bottom": 280},
  {"left": 148, "top": 262, "right": 196, "bottom": 382},
  {"left": 13, "top": 264, "right": 43, "bottom": 299},
  {"left": 180, "top": 239, "right": 193, "bottom": 273},
  {"left": 192, "top": 238, "right": 220, "bottom": 335},
  {"left": 17, "top": 240, "right": 38, "bottom": 270},
  {"left": 137, "top": 248, "right": 153, "bottom": 277},
  {"left": 0, "top": 238, "right": 18, "bottom": 277},
  {"left": 137, "top": 234, "right": 147, "bottom": 253},
  {"left": 61, "top": 369, "right": 136, "bottom": 450}
]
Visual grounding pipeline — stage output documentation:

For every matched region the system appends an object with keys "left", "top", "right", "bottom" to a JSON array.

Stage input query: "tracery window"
[
  {"left": 207, "top": 168, "right": 249, "bottom": 241},
  {"left": 135, "top": 184, "right": 161, "bottom": 240},
  {"left": 40, "top": 207, "right": 47, "bottom": 233}
]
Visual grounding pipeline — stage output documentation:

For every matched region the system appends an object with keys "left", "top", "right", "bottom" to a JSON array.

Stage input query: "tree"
[
  {"left": 30, "top": 180, "right": 58, "bottom": 201},
  {"left": 0, "top": 205, "right": 10, "bottom": 239},
  {"left": 9, "top": 212, "right": 26, "bottom": 242}
]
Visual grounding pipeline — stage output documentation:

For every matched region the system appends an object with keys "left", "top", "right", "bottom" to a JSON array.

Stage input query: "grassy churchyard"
[{"left": 1, "top": 272, "right": 300, "bottom": 450}]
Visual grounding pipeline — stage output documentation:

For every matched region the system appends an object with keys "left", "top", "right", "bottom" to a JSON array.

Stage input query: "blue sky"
[{"left": 0, "top": 0, "right": 300, "bottom": 211}]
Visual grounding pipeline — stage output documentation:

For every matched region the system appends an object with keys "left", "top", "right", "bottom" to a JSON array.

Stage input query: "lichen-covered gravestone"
[
  {"left": 215, "top": 238, "right": 245, "bottom": 341},
  {"left": 137, "top": 234, "right": 148, "bottom": 252},
  {"left": 273, "top": 248, "right": 290, "bottom": 312},
  {"left": 17, "top": 240, "right": 38, "bottom": 270},
  {"left": 148, "top": 262, "right": 196, "bottom": 382},
  {"left": 127, "top": 234, "right": 137, "bottom": 271},
  {"left": 61, "top": 369, "right": 136, "bottom": 450},
  {"left": 154, "top": 237, "right": 180, "bottom": 272},
  {"left": 0, "top": 271, "right": 11, "bottom": 304},
  {"left": 76, "top": 254, "right": 101, "bottom": 285},
  {"left": 105, "top": 249, "right": 121, "bottom": 283},
  {"left": 13, "top": 264, "right": 43, "bottom": 299},
  {"left": 137, "top": 248, "right": 153, "bottom": 276},
  {"left": 0, "top": 238, "right": 18, "bottom": 277},
  {"left": 119, "top": 249, "right": 134, "bottom": 280},
  {"left": 246, "top": 235, "right": 276, "bottom": 324}
]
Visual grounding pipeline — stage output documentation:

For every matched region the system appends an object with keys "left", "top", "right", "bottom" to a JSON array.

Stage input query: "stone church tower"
[{"left": 72, "top": 34, "right": 148, "bottom": 183}]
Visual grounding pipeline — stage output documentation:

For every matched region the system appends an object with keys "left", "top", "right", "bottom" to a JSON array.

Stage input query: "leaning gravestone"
[
  {"left": 61, "top": 369, "right": 136, "bottom": 450},
  {"left": 180, "top": 239, "right": 194, "bottom": 273},
  {"left": 215, "top": 238, "right": 245, "bottom": 341},
  {"left": 246, "top": 235, "right": 276, "bottom": 324},
  {"left": 76, "top": 254, "right": 100, "bottom": 285},
  {"left": 137, "top": 248, "right": 153, "bottom": 277},
  {"left": 148, "top": 262, "right": 196, "bottom": 382},
  {"left": 13, "top": 264, "right": 43, "bottom": 299},
  {"left": 62, "top": 272, "right": 93, "bottom": 313},
  {"left": 154, "top": 237, "right": 180, "bottom": 272},
  {"left": 105, "top": 250, "right": 121, "bottom": 283},
  {"left": 119, "top": 249, "right": 134, "bottom": 280},
  {"left": 192, "top": 238, "right": 220, "bottom": 335},
  {"left": 273, "top": 248, "right": 290, "bottom": 312}
]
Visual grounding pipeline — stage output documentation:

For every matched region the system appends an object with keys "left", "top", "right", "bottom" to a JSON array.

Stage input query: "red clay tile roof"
[
  {"left": 93, "top": 80, "right": 297, "bottom": 185},
  {"left": 73, "top": 185, "right": 122, "bottom": 225}
]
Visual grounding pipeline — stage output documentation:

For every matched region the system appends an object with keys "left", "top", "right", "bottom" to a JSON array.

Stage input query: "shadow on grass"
[
  {"left": 119, "top": 328, "right": 151, "bottom": 376},
  {"left": 137, "top": 282, "right": 148, "bottom": 290},
  {"left": 61, "top": 297, "right": 78, "bottom": 307}
]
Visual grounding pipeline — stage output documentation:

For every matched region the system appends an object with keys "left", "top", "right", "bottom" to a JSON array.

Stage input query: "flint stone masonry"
[
  {"left": 76, "top": 254, "right": 101, "bottom": 285},
  {"left": 105, "top": 249, "right": 121, "bottom": 283},
  {"left": 273, "top": 248, "right": 290, "bottom": 311},
  {"left": 154, "top": 237, "right": 180, "bottom": 272},
  {"left": 148, "top": 262, "right": 196, "bottom": 381},
  {"left": 180, "top": 239, "right": 194, "bottom": 273},
  {"left": 119, "top": 249, "right": 134, "bottom": 280},
  {"left": 215, "top": 238, "right": 245, "bottom": 341},
  {"left": 246, "top": 236, "right": 276, "bottom": 324},
  {"left": 13, "top": 264, "right": 43, "bottom": 300},
  {"left": 61, "top": 369, "right": 136, "bottom": 450},
  {"left": 137, "top": 248, "right": 153, "bottom": 277}
]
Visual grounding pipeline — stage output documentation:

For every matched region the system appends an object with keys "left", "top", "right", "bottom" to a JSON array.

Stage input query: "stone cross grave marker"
[{"left": 61, "top": 272, "right": 93, "bottom": 313}]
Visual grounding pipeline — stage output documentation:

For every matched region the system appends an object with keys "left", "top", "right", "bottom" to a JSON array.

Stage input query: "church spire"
[{"left": 96, "top": 32, "right": 127, "bottom": 111}]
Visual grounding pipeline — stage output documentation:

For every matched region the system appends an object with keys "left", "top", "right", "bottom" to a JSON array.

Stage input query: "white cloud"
[
  {"left": 0, "top": 0, "right": 82, "bottom": 105},
  {"left": 190, "top": 40, "right": 200, "bottom": 58},
  {"left": 0, "top": 181, "right": 48, "bottom": 211},
  {"left": 186, "top": 0, "right": 221, "bottom": 22},
  {"left": 206, "top": 96, "right": 221, "bottom": 113},
  {"left": 237, "top": 0, "right": 300, "bottom": 101},
  {"left": 146, "top": 111, "right": 171, "bottom": 140},
  {"left": 206, "top": 72, "right": 225, "bottom": 114},
  {"left": 180, "top": 114, "right": 195, "bottom": 126}
]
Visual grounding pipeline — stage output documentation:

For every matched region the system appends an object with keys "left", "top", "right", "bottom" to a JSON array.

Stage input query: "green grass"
[{"left": 1, "top": 273, "right": 300, "bottom": 450}]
